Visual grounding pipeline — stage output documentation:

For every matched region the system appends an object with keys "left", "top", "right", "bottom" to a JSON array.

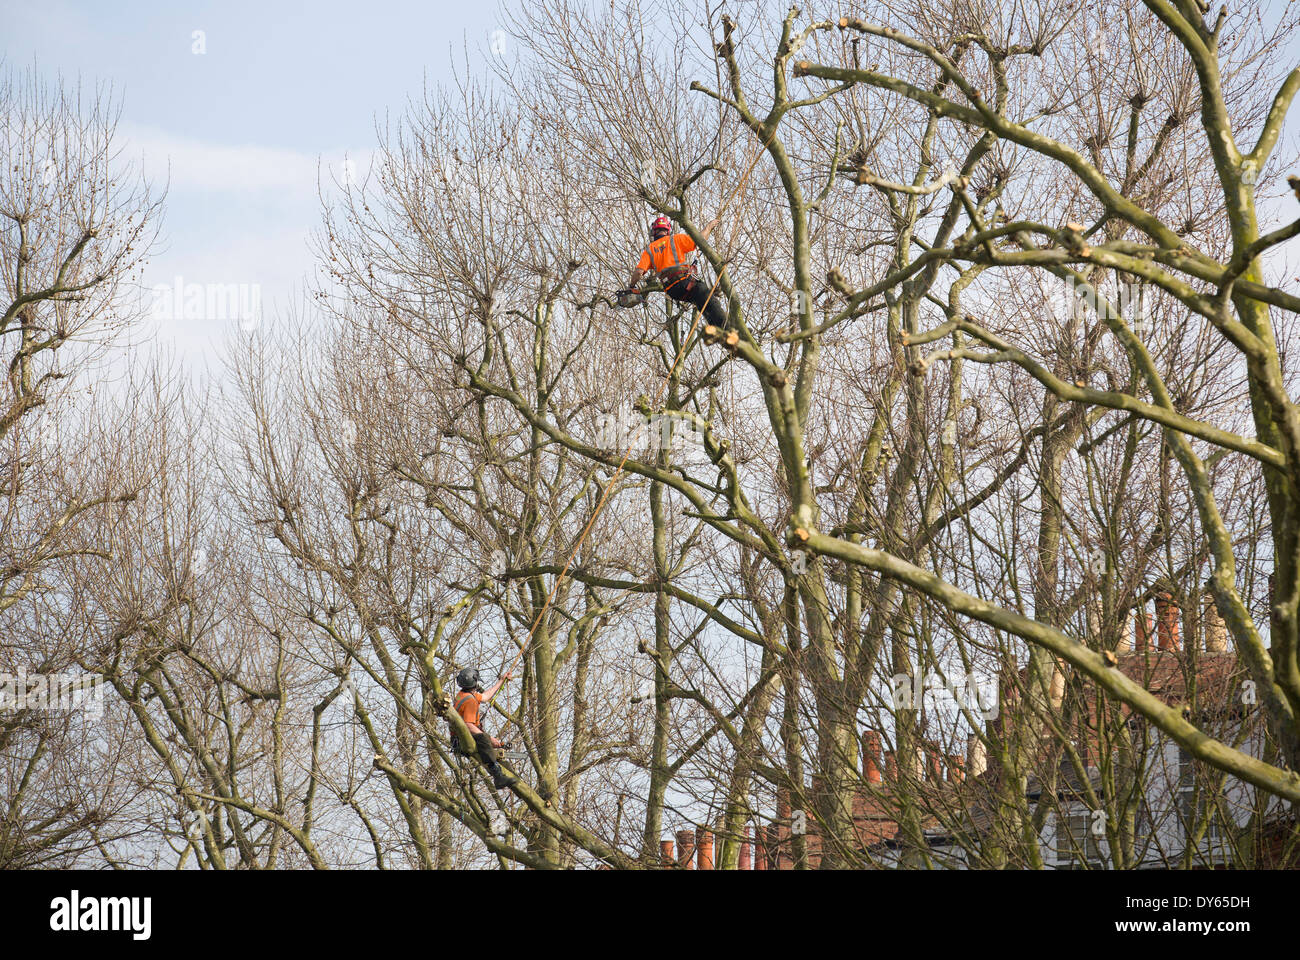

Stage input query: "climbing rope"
[{"left": 483, "top": 120, "right": 777, "bottom": 710}]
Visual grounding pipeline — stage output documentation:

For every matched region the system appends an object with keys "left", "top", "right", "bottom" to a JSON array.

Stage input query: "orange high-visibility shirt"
[
  {"left": 455, "top": 691, "right": 484, "bottom": 729},
  {"left": 636, "top": 233, "right": 696, "bottom": 276}
]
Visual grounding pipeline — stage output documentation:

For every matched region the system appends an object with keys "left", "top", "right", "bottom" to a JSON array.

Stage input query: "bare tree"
[{"left": 0, "top": 68, "right": 161, "bottom": 866}]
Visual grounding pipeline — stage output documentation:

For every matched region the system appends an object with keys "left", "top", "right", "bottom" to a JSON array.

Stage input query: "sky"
[
  {"left": 4, "top": 1, "right": 1299, "bottom": 376},
  {"left": 2, "top": 0, "right": 504, "bottom": 372}
]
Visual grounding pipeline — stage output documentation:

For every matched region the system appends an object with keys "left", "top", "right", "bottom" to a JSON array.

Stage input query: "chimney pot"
[
  {"left": 1135, "top": 608, "right": 1153, "bottom": 651},
  {"left": 696, "top": 826, "right": 714, "bottom": 871},
  {"left": 862, "top": 730, "right": 883, "bottom": 783},
  {"left": 767, "top": 823, "right": 783, "bottom": 870},
  {"left": 1117, "top": 613, "right": 1133, "bottom": 652},
  {"left": 1203, "top": 591, "right": 1228, "bottom": 653},
  {"left": 966, "top": 735, "right": 987, "bottom": 777},
  {"left": 776, "top": 789, "right": 791, "bottom": 822},
  {"left": 675, "top": 829, "right": 695, "bottom": 869},
  {"left": 926, "top": 747, "right": 943, "bottom": 782},
  {"left": 948, "top": 754, "right": 965, "bottom": 783},
  {"left": 1155, "top": 592, "right": 1179, "bottom": 650},
  {"left": 659, "top": 839, "right": 675, "bottom": 868},
  {"left": 1085, "top": 595, "right": 1102, "bottom": 640},
  {"left": 907, "top": 745, "right": 924, "bottom": 781}
]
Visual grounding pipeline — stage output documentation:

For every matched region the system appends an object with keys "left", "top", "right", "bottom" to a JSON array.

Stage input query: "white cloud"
[{"left": 122, "top": 125, "right": 371, "bottom": 193}]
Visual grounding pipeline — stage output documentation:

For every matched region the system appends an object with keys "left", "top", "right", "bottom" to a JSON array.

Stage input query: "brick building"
[{"left": 661, "top": 592, "right": 1297, "bottom": 869}]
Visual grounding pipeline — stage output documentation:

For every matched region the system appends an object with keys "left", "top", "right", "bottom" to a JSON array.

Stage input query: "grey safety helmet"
[{"left": 456, "top": 667, "right": 483, "bottom": 692}]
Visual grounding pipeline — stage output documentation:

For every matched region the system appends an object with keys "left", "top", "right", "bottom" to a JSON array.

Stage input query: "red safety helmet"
[{"left": 649, "top": 215, "right": 672, "bottom": 238}]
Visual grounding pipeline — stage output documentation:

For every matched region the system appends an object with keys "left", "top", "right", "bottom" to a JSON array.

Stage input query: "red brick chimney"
[
  {"left": 926, "top": 747, "right": 943, "bottom": 782},
  {"left": 767, "top": 823, "right": 784, "bottom": 870},
  {"left": 862, "top": 730, "right": 883, "bottom": 783},
  {"left": 659, "top": 839, "right": 674, "bottom": 868},
  {"left": 675, "top": 829, "right": 695, "bottom": 869},
  {"left": 948, "top": 754, "right": 965, "bottom": 783},
  {"left": 1155, "top": 592, "right": 1179, "bottom": 650},
  {"left": 695, "top": 826, "right": 714, "bottom": 870},
  {"left": 739, "top": 826, "right": 752, "bottom": 870},
  {"left": 755, "top": 826, "right": 768, "bottom": 871},
  {"left": 1135, "top": 608, "right": 1153, "bottom": 651},
  {"left": 774, "top": 792, "right": 792, "bottom": 870}
]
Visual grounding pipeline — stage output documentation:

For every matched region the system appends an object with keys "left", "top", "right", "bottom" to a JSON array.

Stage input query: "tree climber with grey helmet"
[{"left": 451, "top": 666, "right": 518, "bottom": 790}]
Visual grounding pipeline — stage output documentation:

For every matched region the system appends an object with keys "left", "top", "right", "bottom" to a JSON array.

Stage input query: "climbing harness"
[{"left": 644, "top": 231, "right": 699, "bottom": 295}]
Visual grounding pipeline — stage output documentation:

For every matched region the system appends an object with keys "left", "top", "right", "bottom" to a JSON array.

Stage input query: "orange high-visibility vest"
[{"left": 635, "top": 234, "right": 697, "bottom": 291}]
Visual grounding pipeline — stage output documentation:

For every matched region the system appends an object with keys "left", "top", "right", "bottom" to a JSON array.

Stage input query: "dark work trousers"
[
  {"left": 471, "top": 731, "right": 513, "bottom": 785},
  {"left": 667, "top": 277, "right": 730, "bottom": 329}
]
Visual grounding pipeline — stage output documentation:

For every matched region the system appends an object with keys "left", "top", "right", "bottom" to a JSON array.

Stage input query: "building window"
[{"left": 1055, "top": 811, "right": 1103, "bottom": 866}]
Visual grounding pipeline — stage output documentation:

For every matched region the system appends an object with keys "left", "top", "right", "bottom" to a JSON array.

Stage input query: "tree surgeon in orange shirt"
[
  {"left": 451, "top": 667, "right": 518, "bottom": 790},
  {"left": 628, "top": 215, "right": 730, "bottom": 328}
]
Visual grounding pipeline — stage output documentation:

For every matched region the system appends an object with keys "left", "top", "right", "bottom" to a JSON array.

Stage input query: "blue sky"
[{"left": 2, "top": 0, "right": 502, "bottom": 369}]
